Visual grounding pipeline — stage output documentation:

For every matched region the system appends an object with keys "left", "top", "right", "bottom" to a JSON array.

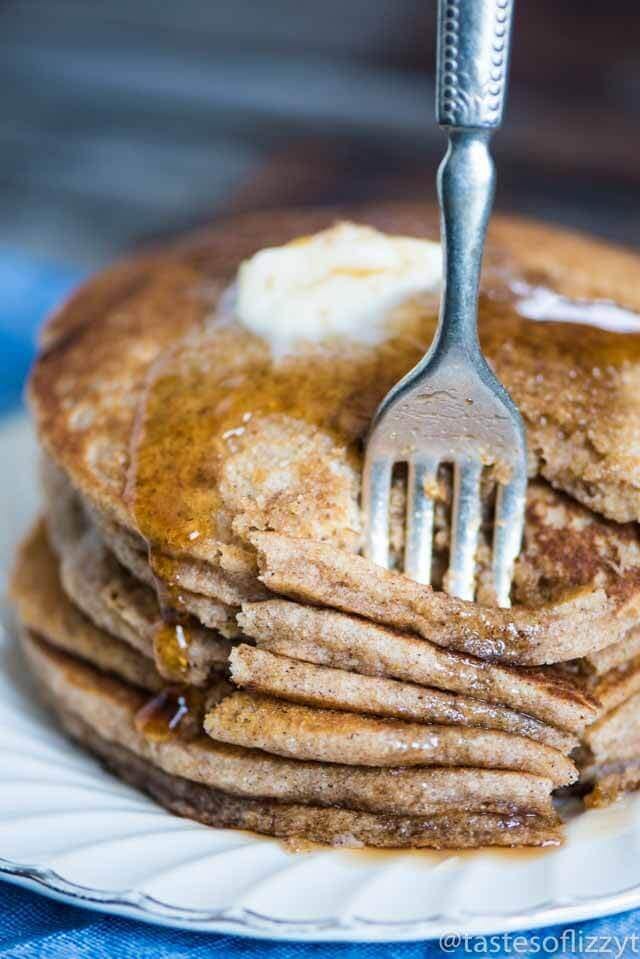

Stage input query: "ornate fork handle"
[
  {"left": 437, "top": 0, "right": 514, "bottom": 129},
  {"left": 430, "top": 0, "right": 515, "bottom": 362}
]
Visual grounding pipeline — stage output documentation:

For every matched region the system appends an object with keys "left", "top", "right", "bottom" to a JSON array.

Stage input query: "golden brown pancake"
[
  {"left": 584, "top": 628, "right": 640, "bottom": 675},
  {"left": 10, "top": 521, "right": 163, "bottom": 693},
  {"left": 250, "top": 526, "right": 640, "bottom": 666},
  {"left": 20, "top": 630, "right": 562, "bottom": 845},
  {"left": 583, "top": 690, "right": 640, "bottom": 766},
  {"left": 584, "top": 764, "right": 640, "bottom": 809},
  {"left": 205, "top": 691, "right": 577, "bottom": 785},
  {"left": 12, "top": 524, "right": 584, "bottom": 832},
  {"left": 229, "top": 644, "right": 577, "bottom": 752},
  {"left": 574, "top": 651, "right": 640, "bottom": 806},
  {"left": 563, "top": 640, "right": 640, "bottom": 806},
  {"left": 67, "top": 717, "right": 563, "bottom": 848},
  {"left": 36, "top": 483, "right": 233, "bottom": 685},
  {"left": 237, "top": 599, "right": 597, "bottom": 732},
  {"left": 28, "top": 205, "right": 640, "bottom": 657},
  {"left": 20, "top": 202, "right": 640, "bottom": 832},
  {"left": 56, "top": 517, "right": 231, "bottom": 685},
  {"left": 585, "top": 655, "right": 640, "bottom": 715},
  {"left": 42, "top": 456, "right": 242, "bottom": 637},
  {"left": 49, "top": 450, "right": 640, "bottom": 668}
]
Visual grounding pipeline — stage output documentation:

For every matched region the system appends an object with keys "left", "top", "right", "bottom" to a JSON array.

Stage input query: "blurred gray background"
[{"left": 3, "top": 0, "right": 640, "bottom": 268}]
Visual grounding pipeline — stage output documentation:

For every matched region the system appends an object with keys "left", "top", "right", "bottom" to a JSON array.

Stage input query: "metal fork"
[{"left": 362, "top": 0, "right": 526, "bottom": 608}]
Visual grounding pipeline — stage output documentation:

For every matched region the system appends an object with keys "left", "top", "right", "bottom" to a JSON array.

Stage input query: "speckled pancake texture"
[{"left": 13, "top": 202, "right": 640, "bottom": 843}]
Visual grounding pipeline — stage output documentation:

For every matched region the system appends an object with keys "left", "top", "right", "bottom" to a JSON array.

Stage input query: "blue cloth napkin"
[
  {"left": 3, "top": 882, "right": 640, "bottom": 957},
  {"left": 2, "top": 251, "right": 640, "bottom": 954}
]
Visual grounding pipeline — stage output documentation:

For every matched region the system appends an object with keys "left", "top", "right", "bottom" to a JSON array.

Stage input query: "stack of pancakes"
[{"left": 11, "top": 204, "right": 640, "bottom": 849}]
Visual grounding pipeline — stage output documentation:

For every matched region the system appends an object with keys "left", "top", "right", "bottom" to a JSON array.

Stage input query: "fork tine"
[
  {"left": 492, "top": 474, "right": 527, "bottom": 608},
  {"left": 404, "top": 457, "right": 439, "bottom": 584},
  {"left": 448, "top": 459, "right": 482, "bottom": 601},
  {"left": 363, "top": 456, "right": 393, "bottom": 568}
]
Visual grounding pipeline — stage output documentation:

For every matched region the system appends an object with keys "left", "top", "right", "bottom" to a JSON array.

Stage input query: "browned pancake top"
[{"left": 30, "top": 204, "right": 640, "bottom": 611}]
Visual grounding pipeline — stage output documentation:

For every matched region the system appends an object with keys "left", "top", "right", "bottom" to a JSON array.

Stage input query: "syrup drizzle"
[
  {"left": 125, "top": 296, "right": 438, "bottom": 601},
  {"left": 134, "top": 685, "right": 205, "bottom": 742},
  {"left": 153, "top": 622, "right": 193, "bottom": 681},
  {"left": 125, "top": 267, "right": 640, "bottom": 612}
]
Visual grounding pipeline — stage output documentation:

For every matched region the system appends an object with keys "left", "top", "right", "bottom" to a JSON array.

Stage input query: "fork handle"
[
  {"left": 436, "top": 0, "right": 514, "bottom": 129},
  {"left": 432, "top": 0, "right": 515, "bottom": 357}
]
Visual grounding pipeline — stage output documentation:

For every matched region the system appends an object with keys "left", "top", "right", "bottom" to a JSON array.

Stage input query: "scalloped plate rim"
[
  {"left": 3, "top": 859, "right": 640, "bottom": 941},
  {"left": 2, "top": 411, "right": 640, "bottom": 942}
]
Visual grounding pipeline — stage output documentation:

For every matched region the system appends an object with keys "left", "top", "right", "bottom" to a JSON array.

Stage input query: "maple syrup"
[
  {"left": 153, "top": 621, "right": 194, "bottom": 681},
  {"left": 124, "top": 263, "right": 640, "bottom": 612},
  {"left": 125, "top": 298, "right": 437, "bottom": 587},
  {"left": 340, "top": 841, "right": 555, "bottom": 866},
  {"left": 134, "top": 685, "right": 206, "bottom": 742},
  {"left": 147, "top": 549, "right": 192, "bottom": 615}
]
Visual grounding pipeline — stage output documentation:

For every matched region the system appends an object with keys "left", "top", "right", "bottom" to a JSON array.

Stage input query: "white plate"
[{"left": 2, "top": 412, "right": 640, "bottom": 942}]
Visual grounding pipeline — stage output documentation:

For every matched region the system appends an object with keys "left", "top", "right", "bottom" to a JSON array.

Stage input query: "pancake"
[
  {"left": 50, "top": 447, "right": 640, "bottom": 669},
  {"left": 250, "top": 524, "right": 640, "bottom": 666},
  {"left": 583, "top": 689, "right": 640, "bottom": 766},
  {"left": 21, "top": 202, "right": 640, "bottom": 838},
  {"left": 10, "top": 521, "right": 163, "bottom": 693},
  {"left": 229, "top": 644, "right": 577, "bottom": 752},
  {"left": 235, "top": 596, "right": 640, "bottom": 807},
  {"left": 20, "top": 631, "right": 561, "bottom": 844},
  {"left": 205, "top": 691, "right": 577, "bottom": 785},
  {"left": 28, "top": 205, "right": 640, "bottom": 646},
  {"left": 64, "top": 716, "right": 563, "bottom": 848},
  {"left": 584, "top": 628, "right": 640, "bottom": 675},
  {"left": 12, "top": 529, "right": 625, "bottom": 814},
  {"left": 238, "top": 600, "right": 596, "bottom": 733},
  {"left": 43, "top": 490, "right": 232, "bottom": 685},
  {"left": 58, "top": 519, "right": 231, "bottom": 685},
  {"left": 585, "top": 655, "right": 640, "bottom": 715},
  {"left": 584, "top": 764, "right": 640, "bottom": 809},
  {"left": 42, "top": 456, "right": 241, "bottom": 637},
  {"left": 87, "top": 499, "right": 261, "bottom": 621},
  {"left": 560, "top": 653, "right": 640, "bottom": 806}
]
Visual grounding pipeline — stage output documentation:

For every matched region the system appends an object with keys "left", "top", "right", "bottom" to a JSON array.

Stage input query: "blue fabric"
[
  {"left": 3, "top": 251, "right": 640, "bottom": 954},
  {"left": 0, "top": 249, "right": 81, "bottom": 413},
  {"left": 3, "top": 882, "right": 640, "bottom": 956}
]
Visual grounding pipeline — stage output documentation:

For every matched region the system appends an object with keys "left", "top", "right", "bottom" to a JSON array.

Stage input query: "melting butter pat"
[{"left": 235, "top": 221, "right": 442, "bottom": 354}]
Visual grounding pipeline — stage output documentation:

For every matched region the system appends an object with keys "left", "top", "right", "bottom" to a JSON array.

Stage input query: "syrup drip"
[
  {"left": 134, "top": 685, "right": 205, "bottom": 742},
  {"left": 126, "top": 299, "right": 437, "bottom": 583},
  {"left": 125, "top": 268, "right": 640, "bottom": 610},
  {"left": 153, "top": 621, "right": 193, "bottom": 681},
  {"left": 148, "top": 551, "right": 189, "bottom": 614}
]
